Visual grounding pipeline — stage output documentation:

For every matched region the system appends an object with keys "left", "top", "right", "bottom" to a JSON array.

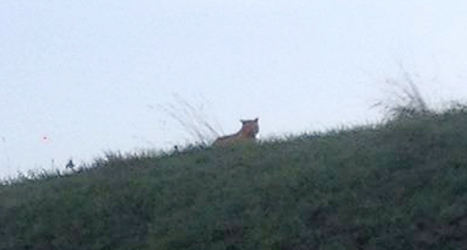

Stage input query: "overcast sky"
[{"left": 1, "top": 1, "right": 467, "bottom": 179}]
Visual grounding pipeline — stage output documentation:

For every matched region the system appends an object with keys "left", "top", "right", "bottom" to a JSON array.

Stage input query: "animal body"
[{"left": 213, "top": 118, "right": 259, "bottom": 146}]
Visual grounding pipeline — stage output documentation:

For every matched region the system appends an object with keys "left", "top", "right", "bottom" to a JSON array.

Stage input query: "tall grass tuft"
[
  {"left": 374, "top": 70, "right": 431, "bottom": 121},
  {"left": 158, "top": 95, "right": 222, "bottom": 146}
]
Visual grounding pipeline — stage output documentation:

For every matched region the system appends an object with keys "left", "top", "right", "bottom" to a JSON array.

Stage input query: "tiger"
[{"left": 213, "top": 118, "right": 259, "bottom": 146}]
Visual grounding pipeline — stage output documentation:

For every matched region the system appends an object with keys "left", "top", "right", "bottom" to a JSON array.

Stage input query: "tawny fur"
[{"left": 213, "top": 118, "right": 259, "bottom": 146}]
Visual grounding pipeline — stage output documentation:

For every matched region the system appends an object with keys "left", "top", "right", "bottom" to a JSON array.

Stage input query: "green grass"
[{"left": 3, "top": 107, "right": 467, "bottom": 249}]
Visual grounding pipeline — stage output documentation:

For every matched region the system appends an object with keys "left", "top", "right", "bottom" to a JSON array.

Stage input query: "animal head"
[{"left": 240, "top": 118, "right": 259, "bottom": 137}]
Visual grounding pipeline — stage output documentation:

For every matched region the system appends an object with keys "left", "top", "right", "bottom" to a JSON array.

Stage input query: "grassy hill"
[{"left": 2, "top": 107, "right": 467, "bottom": 250}]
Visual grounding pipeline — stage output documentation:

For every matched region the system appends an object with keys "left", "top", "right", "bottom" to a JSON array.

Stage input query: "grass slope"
[{"left": 2, "top": 108, "right": 467, "bottom": 250}]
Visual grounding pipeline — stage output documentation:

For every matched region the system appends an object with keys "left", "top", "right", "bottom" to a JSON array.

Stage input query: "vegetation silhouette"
[{"left": 2, "top": 81, "right": 467, "bottom": 249}]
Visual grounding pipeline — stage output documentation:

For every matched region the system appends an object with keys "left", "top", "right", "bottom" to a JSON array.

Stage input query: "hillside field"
[{"left": 2, "top": 107, "right": 467, "bottom": 249}]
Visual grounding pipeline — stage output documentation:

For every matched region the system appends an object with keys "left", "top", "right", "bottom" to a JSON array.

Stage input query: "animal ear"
[
  {"left": 254, "top": 118, "right": 258, "bottom": 122},
  {"left": 240, "top": 119, "right": 246, "bottom": 124}
]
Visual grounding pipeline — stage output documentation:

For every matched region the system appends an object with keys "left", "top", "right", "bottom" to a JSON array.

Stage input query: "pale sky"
[{"left": 1, "top": 1, "right": 467, "bottom": 179}]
